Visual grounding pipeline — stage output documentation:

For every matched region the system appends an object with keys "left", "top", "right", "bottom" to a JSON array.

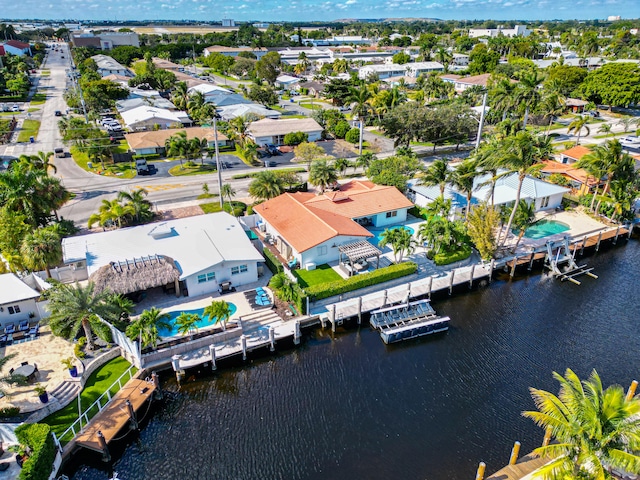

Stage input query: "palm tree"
[
  {"left": 598, "top": 123, "right": 613, "bottom": 138},
  {"left": 567, "top": 116, "right": 591, "bottom": 145},
  {"left": 203, "top": 300, "right": 233, "bottom": 331},
  {"left": 220, "top": 183, "right": 236, "bottom": 215},
  {"left": 175, "top": 312, "right": 200, "bottom": 339},
  {"left": 617, "top": 117, "right": 633, "bottom": 133},
  {"left": 490, "top": 77, "right": 517, "bottom": 122},
  {"left": 513, "top": 70, "right": 542, "bottom": 128},
  {"left": 378, "top": 228, "right": 416, "bottom": 264},
  {"left": 347, "top": 84, "right": 374, "bottom": 121},
  {"left": 171, "top": 81, "right": 189, "bottom": 111},
  {"left": 20, "top": 226, "right": 62, "bottom": 278},
  {"left": 18, "top": 151, "right": 56, "bottom": 173},
  {"left": 126, "top": 307, "right": 171, "bottom": 349},
  {"left": 47, "top": 282, "right": 121, "bottom": 350},
  {"left": 356, "top": 152, "right": 374, "bottom": 172},
  {"left": 164, "top": 131, "right": 189, "bottom": 168},
  {"left": 269, "top": 273, "right": 299, "bottom": 303},
  {"left": 87, "top": 199, "right": 134, "bottom": 229},
  {"left": 333, "top": 158, "right": 351, "bottom": 177},
  {"left": 523, "top": 369, "right": 640, "bottom": 480},
  {"left": 420, "top": 159, "right": 450, "bottom": 198},
  {"left": 449, "top": 160, "right": 478, "bottom": 222},
  {"left": 248, "top": 171, "right": 284, "bottom": 200},
  {"left": 493, "top": 131, "right": 545, "bottom": 248},
  {"left": 309, "top": 159, "right": 338, "bottom": 193},
  {"left": 510, "top": 200, "right": 536, "bottom": 252},
  {"left": 117, "top": 188, "right": 153, "bottom": 224}
]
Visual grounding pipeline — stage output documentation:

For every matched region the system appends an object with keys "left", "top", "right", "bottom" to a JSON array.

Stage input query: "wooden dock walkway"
[
  {"left": 75, "top": 379, "right": 156, "bottom": 453},
  {"left": 486, "top": 454, "right": 549, "bottom": 480}
]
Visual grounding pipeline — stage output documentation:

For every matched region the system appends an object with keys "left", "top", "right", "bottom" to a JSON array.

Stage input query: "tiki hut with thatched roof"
[{"left": 90, "top": 255, "right": 181, "bottom": 296}]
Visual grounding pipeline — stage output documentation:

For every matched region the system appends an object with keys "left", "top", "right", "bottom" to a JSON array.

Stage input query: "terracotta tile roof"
[
  {"left": 254, "top": 180, "right": 413, "bottom": 253},
  {"left": 541, "top": 160, "right": 598, "bottom": 186},
  {"left": 253, "top": 193, "right": 372, "bottom": 252},
  {"left": 6, "top": 40, "right": 30, "bottom": 49},
  {"left": 125, "top": 127, "right": 227, "bottom": 150},
  {"left": 0, "top": 46, "right": 4, "bottom": 56},
  {"left": 560, "top": 145, "right": 592, "bottom": 161}
]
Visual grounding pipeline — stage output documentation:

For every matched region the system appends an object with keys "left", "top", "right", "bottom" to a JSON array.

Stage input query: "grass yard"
[
  {"left": 30, "top": 92, "right": 47, "bottom": 105},
  {"left": 294, "top": 264, "right": 342, "bottom": 288},
  {"left": 27, "top": 107, "right": 39, "bottom": 113},
  {"left": 201, "top": 201, "right": 246, "bottom": 216},
  {"left": 40, "top": 70, "right": 50, "bottom": 76},
  {"left": 42, "top": 356, "right": 136, "bottom": 444},
  {"left": 168, "top": 163, "right": 217, "bottom": 176},
  {"left": 70, "top": 145, "right": 137, "bottom": 179},
  {"left": 299, "top": 102, "right": 323, "bottom": 110},
  {"left": 17, "top": 119, "right": 41, "bottom": 142}
]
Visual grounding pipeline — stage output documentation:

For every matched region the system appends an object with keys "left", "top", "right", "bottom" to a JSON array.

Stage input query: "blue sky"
[{"left": 7, "top": 0, "right": 640, "bottom": 22}]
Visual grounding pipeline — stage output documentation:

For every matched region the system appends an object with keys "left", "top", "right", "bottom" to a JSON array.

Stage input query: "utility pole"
[
  {"left": 358, "top": 119, "right": 364, "bottom": 156},
  {"left": 475, "top": 90, "right": 488, "bottom": 150},
  {"left": 213, "top": 114, "right": 224, "bottom": 208}
]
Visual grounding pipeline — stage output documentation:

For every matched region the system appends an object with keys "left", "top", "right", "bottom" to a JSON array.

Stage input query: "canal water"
[{"left": 65, "top": 242, "right": 640, "bottom": 480}]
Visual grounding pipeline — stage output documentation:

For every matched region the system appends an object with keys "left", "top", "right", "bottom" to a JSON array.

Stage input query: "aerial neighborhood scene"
[{"left": 1, "top": 1, "right": 640, "bottom": 478}]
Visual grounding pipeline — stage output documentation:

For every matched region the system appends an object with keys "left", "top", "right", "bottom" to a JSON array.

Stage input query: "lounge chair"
[
  {"left": 18, "top": 320, "right": 29, "bottom": 332},
  {"left": 287, "top": 258, "right": 298, "bottom": 269},
  {"left": 28, "top": 324, "right": 40, "bottom": 337},
  {"left": 256, "top": 296, "right": 272, "bottom": 307},
  {"left": 4, "top": 324, "right": 15, "bottom": 335}
]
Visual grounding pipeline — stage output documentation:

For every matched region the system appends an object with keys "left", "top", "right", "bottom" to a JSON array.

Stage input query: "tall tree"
[
  {"left": 117, "top": 188, "right": 153, "bottom": 224},
  {"left": 449, "top": 160, "right": 478, "bottom": 221},
  {"left": 126, "top": 307, "right": 172, "bottom": 349},
  {"left": 248, "top": 171, "right": 284, "bottom": 200},
  {"left": 509, "top": 199, "right": 536, "bottom": 252},
  {"left": 567, "top": 116, "right": 591, "bottom": 145},
  {"left": 20, "top": 226, "right": 62, "bottom": 278},
  {"left": 378, "top": 228, "right": 416, "bottom": 264},
  {"left": 420, "top": 159, "right": 450, "bottom": 198},
  {"left": 309, "top": 159, "right": 338, "bottom": 193},
  {"left": 513, "top": 70, "right": 542, "bottom": 128},
  {"left": 523, "top": 369, "right": 640, "bottom": 480},
  {"left": 203, "top": 300, "right": 233, "bottom": 331}
]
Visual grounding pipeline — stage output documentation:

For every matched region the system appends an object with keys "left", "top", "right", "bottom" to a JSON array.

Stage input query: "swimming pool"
[
  {"left": 517, "top": 220, "right": 570, "bottom": 239},
  {"left": 367, "top": 225, "right": 416, "bottom": 246},
  {"left": 158, "top": 304, "right": 237, "bottom": 337}
]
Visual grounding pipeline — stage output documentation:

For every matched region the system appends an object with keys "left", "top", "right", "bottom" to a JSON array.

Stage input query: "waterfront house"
[
  {"left": 0, "top": 274, "right": 42, "bottom": 330},
  {"left": 407, "top": 172, "right": 569, "bottom": 220},
  {"left": 253, "top": 181, "right": 414, "bottom": 267},
  {"left": 120, "top": 106, "right": 192, "bottom": 131},
  {"left": 247, "top": 118, "right": 323, "bottom": 146},
  {"left": 62, "top": 213, "right": 264, "bottom": 298},
  {"left": 125, "top": 127, "right": 230, "bottom": 156},
  {"left": 358, "top": 61, "right": 443, "bottom": 80},
  {"left": 540, "top": 160, "right": 600, "bottom": 196}
]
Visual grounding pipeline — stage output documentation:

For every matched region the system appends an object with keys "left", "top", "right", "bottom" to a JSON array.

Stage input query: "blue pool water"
[
  {"left": 514, "top": 220, "right": 570, "bottom": 239},
  {"left": 158, "top": 304, "right": 237, "bottom": 337},
  {"left": 367, "top": 225, "right": 415, "bottom": 246}
]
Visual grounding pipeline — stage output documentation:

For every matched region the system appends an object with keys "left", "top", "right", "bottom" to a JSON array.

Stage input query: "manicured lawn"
[
  {"left": 231, "top": 167, "right": 306, "bottom": 180},
  {"left": 294, "top": 264, "right": 342, "bottom": 288},
  {"left": 40, "top": 70, "right": 50, "bottom": 76},
  {"left": 0, "top": 95, "right": 26, "bottom": 102},
  {"left": 431, "top": 245, "right": 472, "bottom": 266},
  {"left": 201, "top": 201, "right": 246, "bottom": 216},
  {"left": 299, "top": 102, "right": 323, "bottom": 110},
  {"left": 27, "top": 107, "right": 39, "bottom": 113},
  {"left": 168, "top": 163, "right": 217, "bottom": 176},
  {"left": 42, "top": 356, "right": 136, "bottom": 443},
  {"left": 70, "top": 146, "right": 137, "bottom": 179},
  {"left": 17, "top": 119, "right": 41, "bottom": 142},
  {"left": 30, "top": 92, "right": 47, "bottom": 105}
]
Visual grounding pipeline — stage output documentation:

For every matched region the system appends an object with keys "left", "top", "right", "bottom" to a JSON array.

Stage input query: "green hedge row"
[
  {"left": 305, "top": 262, "right": 418, "bottom": 301},
  {"left": 132, "top": 153, "right": 160, "bottom": 160},
  {"left": 15, "top": 423, "right": 56, "bottom": 480},
  {"left": 263, "top": 247, "right": 284, "bottom": 274},
  {"left": 431, "top": 245, "right": 472, "bottom": 266},
  {"left": 408, "top": 206, "right": 429, "bottom": 220}
]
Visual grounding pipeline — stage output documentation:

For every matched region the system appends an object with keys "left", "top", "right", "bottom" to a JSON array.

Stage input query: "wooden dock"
[
  {"left": 486, "top": 454, "right": 550, "bottom": 480},
  {"left": 75, "top": 379, "right": 156, "bottom": 453}
]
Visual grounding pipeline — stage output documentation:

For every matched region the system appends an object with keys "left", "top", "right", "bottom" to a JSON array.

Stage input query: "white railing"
[{"left": 58, "top": 364, "right": 136, "bottom": 443}]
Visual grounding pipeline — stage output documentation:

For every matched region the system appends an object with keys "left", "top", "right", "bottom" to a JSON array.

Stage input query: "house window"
[
  {"left": 386, "top": 211, "right": 398, "bottom": 218},
  {"left": 541, "top": 196, "right": 550, "bottom": 208},
  {"left": 197, "top": 272, "right": 216, "bottom": 284},
  {"left": 7, "top": 305, "right": 20, "bottom": 315},
  {"left": 231, "top": 265, "right": 248, "bottom": 275},
  {"left": 317, "top": 245, "right": 327, "bottom": 256}
]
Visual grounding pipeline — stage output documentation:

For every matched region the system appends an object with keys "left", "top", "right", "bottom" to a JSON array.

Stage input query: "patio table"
[{"left": 12, "top": 364, "right": 36, "bottom": 381}]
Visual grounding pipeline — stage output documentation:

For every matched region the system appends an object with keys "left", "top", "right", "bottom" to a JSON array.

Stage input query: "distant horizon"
[{"left": 3, "top": 0, "right": 640, "bottom": 25}]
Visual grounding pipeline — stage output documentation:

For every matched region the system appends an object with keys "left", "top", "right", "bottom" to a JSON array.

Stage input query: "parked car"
[
  {"left": 11, "top": 104, "right": 19, "bottom": 112},
  {"left": 583, "top": 110, "right": 600, "bottom": 117},
  {"left": 264, "top": 144, "right": 280, "bottom": 156},
  {"left": 265, "top": 160, "right": 278, "bottom": 167},
  {"left": 54, "top": 110, "right": 62, "bottom": 116}
]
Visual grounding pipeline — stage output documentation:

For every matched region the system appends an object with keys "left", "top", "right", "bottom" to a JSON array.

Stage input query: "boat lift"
[{"left": 545, "top": 237, "right": 598, "bottom": 285}]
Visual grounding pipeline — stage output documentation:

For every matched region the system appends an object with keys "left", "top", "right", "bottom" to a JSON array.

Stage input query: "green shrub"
[
  {"left": 345, "top": 127, "right": 360, "bottom": 144},
  {"left": 132, "top": 153, "right": 160, "bottom": 160},
  {"left": 222, "top": 201, "right": 247, "bottom": 216},
  {"left": 305, "top": 262, "right": 417, "bottom": 300},
  {"left": 333, "top": 120, "right": 351, "bottom": 139},
  {"left": 15, "top": 423, "right": 56, "bottom": 480},
  {"left": 0, "top": 406, "right": 20, "bottom": 417},
  {"left": 431, "top": 245, "right": 472, "bottom": 266},
  {"left": 408, "top": 206, "right": 429, "bottom": 220},
  {"left": 263, "top": 247, "right": 284, "bottom": 274},
  {"left": 74, "top": 337, "right": 87, "bottom": 359},
  {"left": 283, "top": 131, "right": 308, "bottom": 146},
  {"left": 184, "top": 160, "right": 197, "bottom": 167}
]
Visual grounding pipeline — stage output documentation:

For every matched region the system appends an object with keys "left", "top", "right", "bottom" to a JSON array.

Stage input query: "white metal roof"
[
  {"left": 0, "top": 274, "right": 40, "bottom": 305},
  {"left": 120, "top": 106, "right": 191, "bottom": 128},
  {"left": 218, "top": 103, "right": 281, "bottom": 120},
  {"left": 62, "top": 212, "right": 264, "bottom": 279},
  {"left": 188, "top": 84, "right": 232, "bottom": 96}
]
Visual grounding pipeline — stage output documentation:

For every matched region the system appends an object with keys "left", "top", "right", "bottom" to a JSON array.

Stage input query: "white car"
[{"left": 11, "top": 104, "right": 19, "bottom": 112}]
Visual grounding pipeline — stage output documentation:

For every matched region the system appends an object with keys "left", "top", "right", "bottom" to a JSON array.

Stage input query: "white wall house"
[
  {"left": 254, "top": 181, "right": 414, "bottom": 267},
  {"left": 0, "top": 274, "right": 42, "bottom": 330},
  {"left": 62, "top": 213, "right": 264, "bottom": 298},
  {"left": 248, "top": 118, "right": 323, "bottom": 146},
  {"left": 358, "top": 61, "right": 443, "bottom": 79},
  {"left": 120, "top": 106, "right": 192, "bottom": 131},
  {"left": 91, "top": 54, "right": 134, "bottom": 77},
  {"left": 2, "top": 40, "right": 31, "bottom": 56},
  {"left": 469, "top": 25, "right": 531, "bottom": 38}
]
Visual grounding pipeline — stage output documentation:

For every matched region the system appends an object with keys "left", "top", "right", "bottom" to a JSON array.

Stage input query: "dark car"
[
  {"left": 54, "top": 110, "right": 62, "bottom": 116},
  {"left": 264, "top": 144, "right": 280, "bottom": 156},
  {"left": 257, "top": 149, "right": 270, "bottom": 158},
  {"left": 265, "top": 160, "right": 278, "bottom": 167}
]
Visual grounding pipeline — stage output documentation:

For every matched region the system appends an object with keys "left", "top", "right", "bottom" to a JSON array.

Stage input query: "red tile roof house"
[
  {"left": 2, "top": 40, "right": 32, "bottom": 56},
  {"left": 253, "top": 181, "right": 414, "bottom": 269}
]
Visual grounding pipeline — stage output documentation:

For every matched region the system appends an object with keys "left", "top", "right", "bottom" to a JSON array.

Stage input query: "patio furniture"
[
  {"left": 12, "top": 364, "right": 36, "bottom": 381},
  {"left": 18, "top": 320, "right": 29, "bottom": 332},
  {"left": 287, "top": 258, "right": 298, "bottom": 269},
  {"left": 218, "top": 281, "right": 235, "bottom": 294},
  {"left": 0, "top": 335, "right": 6, "bottom": 347},
  {"left": 255, "top": 296, "right": 272, "bottom": 307},
  {"left": 256, "top": 287, "right": 267, "bottom": 295},
  {"left": 28, "top": 324, "right": 40, "bottom": 337},
  {"left": 4, "top": 324, "right": 15, "bottom": 335}
]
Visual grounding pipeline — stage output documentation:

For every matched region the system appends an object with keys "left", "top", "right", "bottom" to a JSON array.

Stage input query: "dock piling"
[
  {"left": 382, "top": 289, "right": 388, "bottom": 308},
  {"left": 151, "top": 371, "right": 162, "bottom": 400},
  {"left": 331, "top": 304, "right": 337, "bottom": 333},
  {"left": 626, "top": 380, "right": 638, "bottom": 401},
  {"left": 614, "top": 225, "right": 621, "bottom": 244},
  {"left": 171, "top": 355, "right": 184, "bottom": 383},
  {"left": 97, "top": 431, "right": 111, "bottom": 462},
  {"left": 357, "top": 297, "right": 362, "bottom": 325},
  {"left": 596, "top": 231, "right": 603, "bottom": 251},
  {"left": 528, "top": 249, "right": 535, "bottom": 271},
  {"left": 581, "top": 235, "right": 587, "bottom": 255},
  {"left": 510, "top": 256, "right": 517, "bottom": 277},
  {"left": 208, "top": 344, "right": 217, "bottom": 370},
  {"left": 294, "top": 320, "right": 301, "bottom": 345},
  {"left": 509, "top": 441, "right": 521, "bottom": 465},
  {"left": 489, "top": 259, "right": 495, "bottom": 283},
  {"left": 469, "top": 264, "right": 476, "bottom": 289},
  {"left": 126, "top": 399, "right": 138, "bottom": 431},
  {"left": 628, "top": 223, "right": 634, "bottom": 239},
  {"left": 449, "top": 270, "right": 455, "bottom": 295},
  {"left": 475, "top": 462, "right": 486, "bottom": 480},
  {"left": 427, "top": 276, "right": 433, "bottom": 300},
  {"left": 241, "top": 335, "right": 247, "bottom": 360},
  {"left": 269, "top": 326, "right": 275, "bottom": 352},
  {"left": 406, "top": 283, "right": 412, "bottom": 305}
]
